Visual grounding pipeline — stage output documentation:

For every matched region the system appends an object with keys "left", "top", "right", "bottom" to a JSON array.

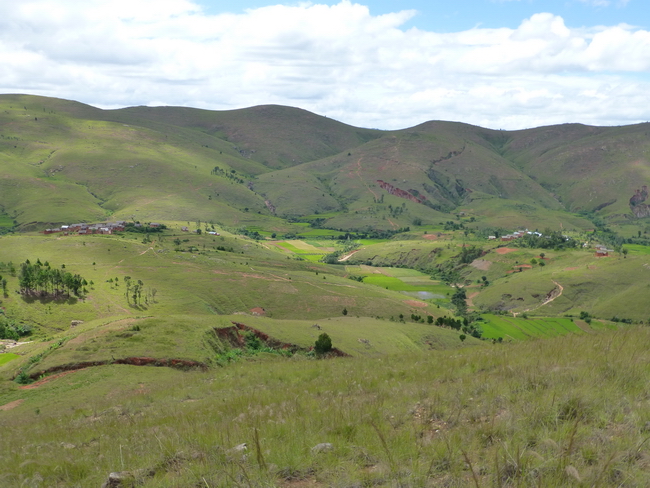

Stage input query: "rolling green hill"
[
  {"left": 3, "top": 94, "right": 650, "bottom": 233},
  {"left": 4, "top": 94, "right": 650, "bottom": 487}
]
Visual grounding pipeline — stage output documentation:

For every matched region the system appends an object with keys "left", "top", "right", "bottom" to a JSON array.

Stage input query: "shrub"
[
  {"left": 314, "top": 333, "right": 332, "bottom": 355},
  {"left": 14, "top": 370, "right": 32, "bottom": 385},
  {"left": 244, "top": 331, "right": 263, "bottom": 351}
]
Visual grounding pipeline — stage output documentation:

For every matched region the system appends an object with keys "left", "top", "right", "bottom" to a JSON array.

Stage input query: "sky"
[{"left": 1, "top": 0, "right": 649, "bottom": 130}]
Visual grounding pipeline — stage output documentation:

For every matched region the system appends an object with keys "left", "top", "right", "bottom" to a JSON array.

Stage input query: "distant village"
[
  {"left": 488, "top": 229, "right": 543, "bottom": 242},
  {"left": 44, "top": 221, "right": 155, "bottom": 235},
  {"left": 493, "top": 228, "right": 613, "bottom": 257},
  {"left": 43, "top": 221, "right": 220, "bottom": 236}
]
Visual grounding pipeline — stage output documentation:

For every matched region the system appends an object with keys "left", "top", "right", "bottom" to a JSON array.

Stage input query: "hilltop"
[{"left": 2, "top": 94, "right": 650, "bottom": 236}]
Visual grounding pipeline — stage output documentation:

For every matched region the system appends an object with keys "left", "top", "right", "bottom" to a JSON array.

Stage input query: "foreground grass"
[{"left": 1, "top": 327, "right": 650, "bottom": 487}]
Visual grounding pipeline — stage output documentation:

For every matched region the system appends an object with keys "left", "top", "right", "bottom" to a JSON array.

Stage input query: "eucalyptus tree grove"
[{"left": 18, "top": 259, "right": 86, "bottom": 297}]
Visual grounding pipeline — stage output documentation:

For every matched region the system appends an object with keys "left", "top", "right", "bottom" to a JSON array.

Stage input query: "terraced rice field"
[{"left": 344, "top": 266, "right": 452, "bottom": 302}]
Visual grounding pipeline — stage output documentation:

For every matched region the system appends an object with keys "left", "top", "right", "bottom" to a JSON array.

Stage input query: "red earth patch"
[{"left": 0, "top": 399, "right": 24, "bottom": 410}]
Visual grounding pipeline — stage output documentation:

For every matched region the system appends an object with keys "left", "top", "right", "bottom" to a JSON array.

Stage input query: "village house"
[
  {"left": 594, "top": 244, "right": 613, "bottom": 257},
  {"left": 43, "top": 220, "right": 125, "bottom": 236}
]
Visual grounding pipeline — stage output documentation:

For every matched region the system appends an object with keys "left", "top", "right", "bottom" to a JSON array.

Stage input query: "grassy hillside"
[
  {"left": 3, "top": 95, "right": 650, "bottom": 486},
  {"left": 109, "top": 104, "right": 383, "bottom": 170},
  {"left": 4, "top": 94, "right": 650, "bottom": 233},
  {"left": 2, "top": 325, "right": 649, "bottom": 487}
]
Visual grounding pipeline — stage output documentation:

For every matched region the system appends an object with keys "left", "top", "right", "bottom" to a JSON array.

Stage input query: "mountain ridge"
[{"left": 1, "top": 94, "right": 649, "bottom": 232}]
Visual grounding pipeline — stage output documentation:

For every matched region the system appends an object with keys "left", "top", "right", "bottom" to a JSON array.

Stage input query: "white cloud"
[{"left": 0, "top": 0, "right": 649, "bottom": 130}]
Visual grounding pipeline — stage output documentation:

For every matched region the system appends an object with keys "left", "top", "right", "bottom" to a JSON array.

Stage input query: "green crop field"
[
  {"left": 480, "top": 314, "right": 585, "bottom": 340},
  {"left": 0, "top": 214, "right": 14, "bottom": 228},
  {"left": 0, "top": 353, "right": 19, "bottom": 366},
  {"left": 296, "top": 229, "right": 342, "bottom": 237},
  {"left": 625, "top": 244, "right": 650, "bottom": 255}
]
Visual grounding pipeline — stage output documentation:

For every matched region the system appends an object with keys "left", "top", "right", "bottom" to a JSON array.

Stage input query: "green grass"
[
  {"left": 296, "top": 229, "right": 342, "bottom": 237},
  {"left": 0, "top": 214, "right": 14, "bottom": 228},
  {"left": 3, "top": 327, "right": 650, "bottom": 486},
  {"left": 625, "top": 244, "right": 650, "bottom": 255},
  {"left": 223, "top": 314, "right": 479, "bottom": 356},
  {"left": 363, "top": 275, "right": 435, "bottom": 292},
  {"left": 0, "top": 353, "right": 19, "bottom": 366},
  {"left": 480, "top": 314, "right": 584, "bottom": 340}
]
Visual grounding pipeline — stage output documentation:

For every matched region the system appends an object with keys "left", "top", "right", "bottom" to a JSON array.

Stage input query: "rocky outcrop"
[
  {"left": 377, "top": 180, "right": 427, "bottom": 204},
  {"left": 629, "top": 185, "right": 650, "bottom": 218},
  {"left": 264, "top": 199, "right": 276, "bottom": 214},
  {"left": 630, "top": 185, "right": 648, "bottom": 206}
]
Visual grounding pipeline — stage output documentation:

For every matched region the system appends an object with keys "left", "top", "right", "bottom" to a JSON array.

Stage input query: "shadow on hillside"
[{"left": 20, "top": 294, "right": 79, "bottom": 305}]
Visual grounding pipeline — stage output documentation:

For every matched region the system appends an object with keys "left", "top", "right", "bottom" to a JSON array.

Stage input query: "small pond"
[{"left": 400, "top": 291, "right": 446, "bottom": 300}]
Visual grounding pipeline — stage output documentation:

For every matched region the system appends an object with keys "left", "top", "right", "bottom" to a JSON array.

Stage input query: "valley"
[{"left": 2, "top": 95, "right": 650, "bottom": 487}]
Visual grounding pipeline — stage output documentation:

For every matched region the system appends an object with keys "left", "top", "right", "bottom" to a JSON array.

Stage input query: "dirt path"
[
  {"left": 0, "top": 399, "right": 24, "bottom": 410},
  {"left": 19, "top": 370, "right": 79, "bottom": 389},
  {"left": 355, "top": 157, "right": 380, "bottom": 202},
  {"left": 338, "top": 250, "right": 360, "bottom": 262},
  {"left": 466, "top": 291, "right": 480, "bottom": 308},
  {"left": 514, "top": 280, "right": 564, "bottom": 316}
]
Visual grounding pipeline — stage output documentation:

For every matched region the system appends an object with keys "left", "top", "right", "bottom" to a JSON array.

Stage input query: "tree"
[
  {"left": 314, "top": 333, "right": 332, "bottom": 354},
  {"left": 451, "top": 287, "right": 468, "bottom": 316},
  {"left": 342, "top": 308, "right": 348, "bottom": 316}
]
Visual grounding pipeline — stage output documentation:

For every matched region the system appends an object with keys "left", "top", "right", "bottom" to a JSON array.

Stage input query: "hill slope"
[{"left": 1, "top": 94, "right": 650, "bottom": 232}]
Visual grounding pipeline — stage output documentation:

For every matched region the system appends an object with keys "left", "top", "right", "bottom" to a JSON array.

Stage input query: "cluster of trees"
[
  {"left": 433, "top": 315, "right": 483, "bottom": 338},
  {"left": 388, "top": 203, "right": 407, "bottom": 218},
  {"left": 124, "top": 276, "right": 155, "bottom": 306},
  {"left": 210, "top": 165, "right": 246, "bottom": 184},
  {"left": 433, "top": 247, "right": 483, "bottom": 285},
  {"left": 451, "top": 287, "right": 468, "bottom": 315},
  {"left": 18, "top": 259, "right": 87, "bottom": 297},
  {"left": 516, "top": 230, "right": 578, "bottom": 250},
  {"left": 238, "top": 228, "right": 263, "bottom": 240},
  {"left": 458, "top": 246, "right": 484, "bottom": 264},
  {"left": 410, "top": 313, "right": 434, "bottom": 324},
  {"left": 124, "top": 222, "right": 167, "bottom": 234},
  {"left": 0, "top": 261, "right": 16, "bottom": 276},
  {"left": 442, "top": 220, "right": 465, "bottom": 231}
]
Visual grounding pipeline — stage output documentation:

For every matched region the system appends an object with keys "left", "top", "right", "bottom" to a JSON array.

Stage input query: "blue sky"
[
  {"left": 1, "top": 0, "right": 649, "bottom": 130},
  {"left": 198, "top": 0, "right": 647, "bottom": 31}
]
